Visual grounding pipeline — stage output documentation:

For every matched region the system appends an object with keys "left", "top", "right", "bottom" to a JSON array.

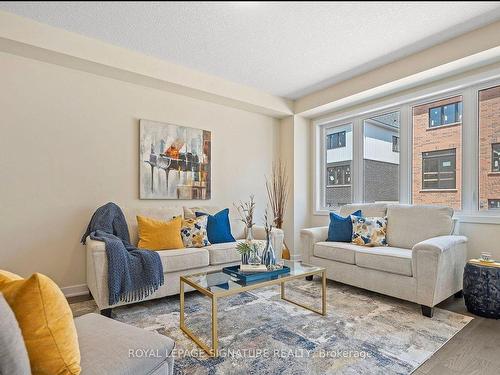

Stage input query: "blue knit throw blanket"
[{"left": 81, "top": 202, "right": 164, "bottom": 305}]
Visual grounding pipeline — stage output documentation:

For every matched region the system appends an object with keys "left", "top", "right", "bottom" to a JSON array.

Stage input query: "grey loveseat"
[
  {"left": 85, "top": 206, "right": 284, "bottom": 314},
  {"left": 301, "top": 203, "right": 467, "bottom": 317},
  {"left": 0, "top": 292, "right": 174, "bottom": 375},
  {"left": 76, "top": 313, "right": 174, "bottom": 375}
]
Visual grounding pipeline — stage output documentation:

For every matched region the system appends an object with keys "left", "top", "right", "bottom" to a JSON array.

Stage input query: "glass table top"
[{"left": 181, "top": 261, "right": 324, "bottom": 295}]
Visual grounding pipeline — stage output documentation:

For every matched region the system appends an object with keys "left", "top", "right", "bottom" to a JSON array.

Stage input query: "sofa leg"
[
  {"left": 305, "top": 275, "right": 314, "bottom": 281},
  {"left": 100, "top": 308, "right": 112, "bottom": 318},
  {"left": 454, "top": 290, "right": 463, "bottom": 298},
  {"left": 421, "top": 305, "right": 434, "bottom": 318}
]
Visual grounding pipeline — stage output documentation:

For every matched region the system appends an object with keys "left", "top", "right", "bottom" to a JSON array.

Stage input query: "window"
[
  {"left": 492, "top": 143, "right": 500, "bottom": 172},
  {"left": 479, "top": 85, "right": 500, "bottom": 211},
  {"left": 489, "top": 200, "right": 500, "bottom": 209},
  {"left": 326, "top": 131, "right": 346, "bottom": 149},
  {"left": 327, "top": 164, "right": 351, "bottom": 186},
  {"left": 412, "top": 96, "right": 462, "bottom": 209},
  {"left": 363, "top": 111, "right": 400, "bottom": 203},
  {"left": 315, "top": 78, "right": 500, "bottom": 218},
  {"left": 429, "top": 101, "right": 462, "bottom": 127},
  {"left": 323, "top": 124, "right": 352, "bottom": 209},
  {"left": 422, "top": 149, "right": 456, "bottom": 190},
  {"left": 392, "top": 136, "right": 400, "bottom": 153}
]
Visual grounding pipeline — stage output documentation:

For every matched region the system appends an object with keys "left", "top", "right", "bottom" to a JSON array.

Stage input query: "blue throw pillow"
[
  {"left": 327, "top": 210, "right": 362, "bottom": 242},
  {"left": 195, "top": 208, "right": 236, "bottom": 244}
]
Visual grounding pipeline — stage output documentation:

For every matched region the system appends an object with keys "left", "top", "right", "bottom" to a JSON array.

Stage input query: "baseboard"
[{"left": 61, "top": 284, "right": 89, "bottom": 297}]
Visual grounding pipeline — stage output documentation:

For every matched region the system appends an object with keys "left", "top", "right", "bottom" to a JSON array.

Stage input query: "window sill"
[
  {"left": 455, "top": 214, "right": 500, "bottom": 225},
  {"left": 426, "top": 122, "right": 461, "bottom": 131},
  {"left": 326, "top": 185, "right": 352, "bottom": 188},
  {"left": 487, "top": 172, "right": 500, "bottom": 176},
  {"left": 419, "top": 189, "right": 458, "bottom": 192},
  {"left": 313, "top": 210, "right": 500, "bottom": 224}
]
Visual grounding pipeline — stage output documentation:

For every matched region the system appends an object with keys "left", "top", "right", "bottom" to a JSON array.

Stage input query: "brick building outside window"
[
  {"left": 412, "top": 96, "right": 462, "bottom": 209},
  {"left": 479, "top": 85, "right": 500, "bottom": 210}
]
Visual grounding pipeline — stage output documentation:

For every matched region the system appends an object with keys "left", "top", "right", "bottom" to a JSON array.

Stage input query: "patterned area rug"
[{"left": 71, "top": 279, "right": 471, "bottom": 374}]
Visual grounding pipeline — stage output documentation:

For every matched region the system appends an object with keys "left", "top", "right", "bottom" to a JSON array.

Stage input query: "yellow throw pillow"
[
  {"left": 137, "top": 215, "right": 184, "bottom": 250},
  {"left": 0, "top": 269, "right": 23, "bottom": 285},
  {"left": 0, "top": 272, "right": 81, "bottom": 375}
]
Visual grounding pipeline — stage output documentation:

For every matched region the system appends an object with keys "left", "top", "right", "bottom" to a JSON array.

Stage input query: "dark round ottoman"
[{"left": 463, "top": 261, "right": 500, "bottom": 319}]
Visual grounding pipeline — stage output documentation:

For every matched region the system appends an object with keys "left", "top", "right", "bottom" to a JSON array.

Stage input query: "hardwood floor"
[
  {"left": 415, "top": 296, "right": 500, "bottom": 375},
  {"left": 68, "top": 293, "right": 499, "bottom": 374}
]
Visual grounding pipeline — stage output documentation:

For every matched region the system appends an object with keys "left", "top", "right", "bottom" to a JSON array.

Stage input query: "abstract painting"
[{"left": 139, "top": 119, "right": 211, "bottom": 199}]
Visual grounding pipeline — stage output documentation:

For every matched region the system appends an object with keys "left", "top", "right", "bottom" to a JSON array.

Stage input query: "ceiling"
[{"left": 1, "top": 2, "right": 500, "bottom": 99}]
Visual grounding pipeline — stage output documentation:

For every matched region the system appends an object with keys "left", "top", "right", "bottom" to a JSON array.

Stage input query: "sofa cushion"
[
  {"left": 355, "top": 247, "right": 413, "bottom": 277},
  {"left": 137, "top": 215, "right": 184, "bottom": 250},
  {"left": 327, "top": 210, "right": 362, "bottom": 242},
  {"left": 158, "top": 248, "right": 209, "bottom": 273},
  {"left": 0, "top": 293, "right": 31, "bottom": 375},
  {"left": 340, "top": 203, "right": 387, "bottom": 218},
  {"left": 184, "top": 206, "right": 246, "bottom": 240},
  {"left": 313, "top": 242, "right": 359, "bottom": 264},
  {"left": 0, "top": 273, "right": 81, "bottom": 375},
  {"left": 351, "top": 216, "right": 388, "bottom": 247},
  {"left": 181, "top": 216, "right": 210, "bottom": 248},
  {"left": 124, "top": 207, "right": 184, "bottom": 246},
  {"left": 386, "top": 204, "right": 454, "bottom": 249},
  {"left": 196, "top": 209, "right": 236, "bottom": 244},
  {"left": 75, "top": 313, "right": 174, "bottom": 375}
]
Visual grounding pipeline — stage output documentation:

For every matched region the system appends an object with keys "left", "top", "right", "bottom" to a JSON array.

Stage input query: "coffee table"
[{"left": 179, "top": 261, "right": 326, "bottom": 357}]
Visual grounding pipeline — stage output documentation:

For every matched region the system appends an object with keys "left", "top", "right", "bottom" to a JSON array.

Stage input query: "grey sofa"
[
  {"left": 301, "top": 203, "right": 467, "bottom": 317},
  {"left": 0, "top": 291, "right": 174, "bottom": 375},
  {"left": 76, "top": 313, "right": 174, "bottom": 375},
  {"left": 86, "top": 206, "right": 284, "bottom": 315}
]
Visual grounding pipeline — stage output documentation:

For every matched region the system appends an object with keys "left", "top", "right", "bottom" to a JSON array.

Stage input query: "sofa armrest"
[
  {"left": 300, "top": 227, "right": 328, "bottom": 263},
  {"left": 412, "top": 235, "right": 468, "bottom": 254},
  {"left": 252, "top": 226, "right": 285, "bottom": 258},
  {"left": 412, "top": 235, "right": 468, "bottom": 307},
  {"left": 85, "top": 236, "right": 109, "bottom": 311}
]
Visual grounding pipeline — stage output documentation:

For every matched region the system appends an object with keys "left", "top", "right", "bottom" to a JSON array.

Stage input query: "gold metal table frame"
[{"left": 179, "top": 265, "right": 326, "bottom": 357}]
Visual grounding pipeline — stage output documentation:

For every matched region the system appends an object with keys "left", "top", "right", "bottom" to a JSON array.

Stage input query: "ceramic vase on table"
[
  {"left": 241, "top": 226, "right": 254, "bottom": 265},
  {"left": 245, "top": 225, "right": 254, "bottom": 242},
  {"left": 261, "top": 236, "right": 276, "bottom": 267},
  {"left": 247, "top": 245, "right": 262, "bottom": 266}
]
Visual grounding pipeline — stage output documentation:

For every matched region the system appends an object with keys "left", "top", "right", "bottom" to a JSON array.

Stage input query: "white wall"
[
  {"left": 279, "top": 115, "right": 310, "bottom": 259},
  {"left": 0, "top": 51, "right": 279, "bottom": 289}
]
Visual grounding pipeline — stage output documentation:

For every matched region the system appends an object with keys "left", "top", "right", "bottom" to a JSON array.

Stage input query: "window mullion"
[
  {"left": 352, "top": 118, "right": 363, "bottom": 203},
  {"left": 400, "top": 105, "right": 411, "bottom": 204},
  {"left": 462, "top": 87, "right": 477, "bottom": 213}
]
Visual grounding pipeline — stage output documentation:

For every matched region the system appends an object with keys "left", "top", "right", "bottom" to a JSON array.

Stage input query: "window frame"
[
  {"left": 428, "top": 101, "right": 462, "bottom": 128},
  {"left": 313, "top": 74, "right": 500, "bottom": 222},
  {"left": 326, "top": 130, "right": 346, "bottom": 150},
  {"left": 326, "top": 164, "right": 351, "bottom": 187},
  {"left": 392, "top": 135, "right": 400, "bottom": 153},
  {"left": 492, "top": 143, "right": 500, "bottom": 173},
  {"left": 318, "top": 122, "right": 354, "bottom": 210},
  {"left": 421, "top": 148, "right": 457, "bottom": 190}
]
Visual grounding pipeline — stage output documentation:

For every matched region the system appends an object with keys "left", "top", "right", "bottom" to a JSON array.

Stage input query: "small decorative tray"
[
  {"left": 469, "top": 259, "right": 500, "bottom": 268},
  {"left": 222, "top": 265, "right": 290, "bottom": 283}
]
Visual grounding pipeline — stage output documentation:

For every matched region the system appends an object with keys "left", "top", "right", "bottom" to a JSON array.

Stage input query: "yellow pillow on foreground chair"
[
  {"left": 0, "top": 271, "right": 81, "bottom": 375},
  {"left": 137, "top": 215, "right": 184, "bottom": 250}
]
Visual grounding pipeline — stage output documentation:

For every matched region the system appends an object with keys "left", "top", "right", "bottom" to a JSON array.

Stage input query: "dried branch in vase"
[
  {"left": 263, "top": 207, "right": 275, "bottom": 240},
  {"left": 233, "top": 195, "right": 256, "bottom": 229},
  {"left": 266, "top": 160, "right": 289, "bottom": 230}
]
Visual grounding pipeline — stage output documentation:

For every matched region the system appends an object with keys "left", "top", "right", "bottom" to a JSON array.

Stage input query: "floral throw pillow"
[
  {"left": 351, "top": 216, "right": 388, "bottom": 247},
  {"left": 181, "top": 215, "right": 210, "bottom": 248}
]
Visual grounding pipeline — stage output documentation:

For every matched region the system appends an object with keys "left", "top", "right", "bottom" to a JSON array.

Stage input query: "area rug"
[{"left": 71, "top": 279, "right": 472, "bottom": 374}]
